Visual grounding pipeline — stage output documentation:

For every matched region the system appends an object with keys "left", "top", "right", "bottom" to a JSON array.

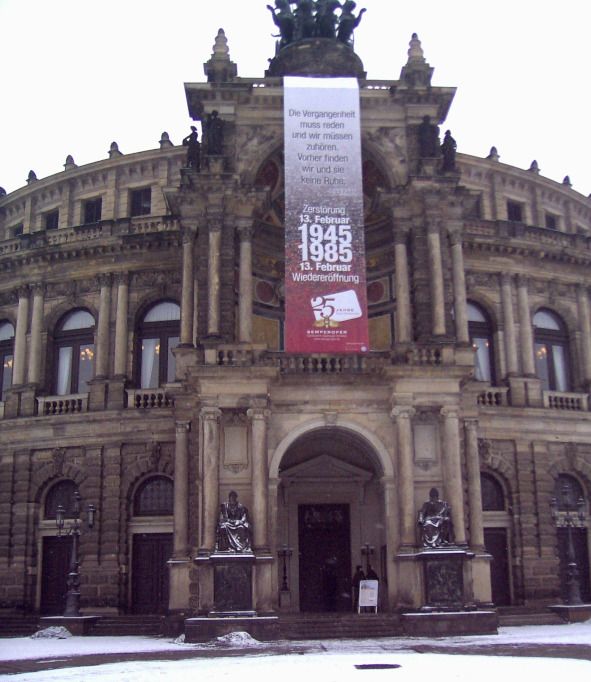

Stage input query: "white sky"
[
  {"left": 0, "top": 0, "right": 590, "bottom": 196},
  {"left": 1, "top": 623, "right": 591, "bottom": 680}
]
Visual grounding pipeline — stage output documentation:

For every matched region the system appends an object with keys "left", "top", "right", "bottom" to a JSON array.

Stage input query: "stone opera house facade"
[{"left": 0, "top": 11, "right": 590, "bottom": 635}]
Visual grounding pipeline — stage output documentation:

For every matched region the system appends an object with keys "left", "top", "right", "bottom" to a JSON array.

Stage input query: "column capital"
[
  {"left": 238, "top": 223, "right": 255, "bottom": 241},
  {"left": 448, "top": 229, "right": 463, "bottom": 247},
  {"left": 200, "top": 406, "right": 222, "bottom": 421},
  {"left": 115, "top": 272, "right": 129, "bottom": 286},
  {"left": 207, "top": 216, "right": 223, "bottom": 233},
  {"left": 464, "top": 418, "right": 479, "bottom": 434},
  {"left": 31, "top": 282, "right": 45, "bottom": 296},
  {"left": 181, "top": 225, "right": 198, "bottom": 243},
  {"left": 97, "top": 272, "right": 112, "bottom": 288},
  {"left": 16, "top": 285, "right": 29, "bottom": 299},
  {"left": 247, "top": 407, "right": 271, "bottom": 421},
  {"left": 390, "top": 406, "right": 416, "bottom": 420},
  {"left": 175, "top": 420, "right": 191, "bottom": 433},
  {"left": 393, "top": 228, "right": 409, "bottom": 245},
  {"left": 516, "top": 273, "right": 529, "bottom": 288},
  {"left": 501, "top": 272, "right": 514, "bottom": 287},
  {"left": 440, "top": 405, "right": 460, "bottom": 420}
]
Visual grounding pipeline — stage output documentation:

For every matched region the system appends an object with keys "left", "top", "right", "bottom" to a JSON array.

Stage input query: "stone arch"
[
  {"left": 466, "top": 295, "right": 500, "bottom": 333},
  {"left": 32, "top": 458, "right": 86, "bottom": 504},
  {"left": 269, "top": 418, "right": 393, "bottom": 479},
  {"left": 44, "top": 298, "right": 98, "bottom": 333},
  {"left": 548, "top": 455, "right": 591, "bottom": 493},
  {"left": 121, "top": 447, "right": 174, "bottom": 511},
  {"left": 131, "top": 294, "right": 181, "bottom": 330}
]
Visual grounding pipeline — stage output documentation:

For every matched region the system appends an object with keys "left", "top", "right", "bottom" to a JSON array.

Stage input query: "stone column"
[
  {"left": 391, "top": 406, "right": 416, "bottom": 547},
  {"left": 382, "top": 476, "right": 399, "bottom": 610},
  {"left": 501, "top": 274, "right": 519, "bottom": 376},
  {"left": 464, "top": 419, "right": 484, "bottom": 549},
  {"left": 450, "top": 230, "right": 469, "bottom": 344},
  {"left": 517, "top": 275, "right": 535, "bottom": 376},
  {"left": 427, "top": 222, "right": 446, "bottom": 336},
  {"left": 394, "top": 230, "right": 412, "bottom": 343},
  {"left": 248, "top": 406, "right": 270, "bottom": 551},
  {"left": 27, "top": 283, "right": 45, "bottom": 385},
  {"left": 440, "top": 406, "right": 466, "bottom": 545},
  {"left": 173, "top": 421, "right": 191, "bottom": 557},
  {"left": 180, "top": 227, "right": 196, "bottom": 347},
  {"left": 577, "top": 285, "right": 591, "bottom": 386},
  {"left": 207, "top": 219, "right": 222, "bottom": 337},
  {"left": 113, "top": 274, "right": 129, "bottom": 378},
  {"left": 238, "top": 222, "right": 254, "bottom": 344},
  {"left": 12, "top": 287, "right": 29, "bottom": 386},
  {"left": 95, "top": 274, "right": 112, "bottom": 379},
  {"left": 201, "top": 407, "right": 221, "bottom": 551}
]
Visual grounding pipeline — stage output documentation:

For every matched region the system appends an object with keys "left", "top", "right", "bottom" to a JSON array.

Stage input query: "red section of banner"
[{"left": 284, "top": 77, "right": 369, "bottom": 354}]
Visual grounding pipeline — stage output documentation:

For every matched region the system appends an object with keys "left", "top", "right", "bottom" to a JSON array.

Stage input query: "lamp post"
[
  {"left": 550, "top": 483, "right": 586, "bottom": 606},
  {"left": 277, "top": 545, "right": 293, "bottom": 592},
  {"left": 55, "top": 490, "right": 96, "bottom": 617},
  {"left": 361, "top": 543, "right": 374, "bottom": 574}
]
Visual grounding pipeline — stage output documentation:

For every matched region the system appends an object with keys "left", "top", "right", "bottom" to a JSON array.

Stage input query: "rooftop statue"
[
  {"left": 182, "top": 126, "right": 201, "bottom": 171},
  {"left": 418, "top": 115, "right": 440, "bottom": 158},
  {"left": 267, "top": 0, "right": 366, "bottom": 49},
  {"left": 337, "top": 1, "right": 366, "bottom": 44},
  {"left": 203, "top": 110, "right": 224, "bottom": 156},
  {"left": 440, "top": 129, "right": 457, "bottom": 173}
]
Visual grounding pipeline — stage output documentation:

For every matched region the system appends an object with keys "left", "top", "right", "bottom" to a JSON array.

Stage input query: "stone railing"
[
  {"left": 270, "top": 353, "right": 387, "bottom": 374},
  {"left": 126, "top": 389, "right": 175, "bottom": 409},
  {"left": 477, "top": 386, "right": 510, "bottom": 407},
  {"left": 208, "top": 344, "right": 268, "bottom": 367},
  {"left": 37, "top": 394, "right": 89, "bottom": 416},
  {"left": 543, "top": 391, "right": 589, "bottom": 411}
]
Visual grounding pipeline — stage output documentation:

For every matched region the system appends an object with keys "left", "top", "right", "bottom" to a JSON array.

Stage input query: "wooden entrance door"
[
  {"left": 40, "top": 535, "right": 73, "bottom": 615},
  {"left": 483, "top": 527, "right": 511, "bottom": 606},
  {"left": 131, "top": 533, "right": 172, "bottom": 614},
  {"left": 557, "top": 527, "right": 591, "bottom": 602},
  {"left": 298, "top": 504, "right": 351, "bottom": 612}
]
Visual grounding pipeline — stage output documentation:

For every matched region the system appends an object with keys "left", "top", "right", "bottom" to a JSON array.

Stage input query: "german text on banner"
[{"left": 283, "top": 76, "right": 369, "bottom": 354}]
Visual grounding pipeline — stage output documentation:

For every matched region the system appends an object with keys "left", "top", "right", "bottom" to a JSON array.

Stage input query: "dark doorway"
[
  {"left": 40, "top": 535, "right": 73, "bottom": 615},
  {"left": 298, "top": 504, "right": 351, "bottom": 612},
  {"left": 483, "top": 527, "right": 511, "bottom": 606},
  {"left": 557, "top": 528, "right": 591, "bottom": 602},
  {"left": 131, "top": 533, "right": 172, "bottom": 614}
]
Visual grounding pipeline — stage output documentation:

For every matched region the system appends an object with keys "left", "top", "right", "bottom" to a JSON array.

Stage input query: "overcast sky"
[{"left": 1, "top": 0, "right": 589, "bottom": 196}]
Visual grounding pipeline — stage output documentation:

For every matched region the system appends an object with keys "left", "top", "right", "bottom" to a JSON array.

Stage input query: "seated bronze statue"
[
  {"left": 216, "top": 491, "right": 252, "bottom": 552},
  {"left": 418, "top": 487, "right": 454, "bottom": 548}
]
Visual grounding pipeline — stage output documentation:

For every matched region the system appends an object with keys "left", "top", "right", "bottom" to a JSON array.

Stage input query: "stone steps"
[
  {"left": 497, "top": 607, "right": 565, "bottom": 627},
  {"left": 0, "top": 615, "right": 39, "bottom": 638},
  {"left": 279, "top": 614, "right": 405, "bottom": 640},
  {"left": 89, "top": 615, "right": 164, "bottom": 637}
]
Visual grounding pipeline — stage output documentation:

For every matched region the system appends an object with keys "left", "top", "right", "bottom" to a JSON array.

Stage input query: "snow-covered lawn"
[{"left": 0, "top": 622, "right": 589, "bottom": 680}]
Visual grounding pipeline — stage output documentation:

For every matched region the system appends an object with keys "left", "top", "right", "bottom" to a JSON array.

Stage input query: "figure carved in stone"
[
  {"left": 216, "top": 491, "right": 252, "bottom": 552},
  {"left": 315, "top": 0, "right": 341, "bottom": 38},
  {"left": 182, "top": 126, "right": 201, "bottom": 171},
  {"left": 440, "top": 129, "right": 457, "bottom": 172},
  {"left": 267, "top": 0, "right": 295, "bottom": 48},
  {"left": 418, "top": 115, "right": 440, "bottom": 158},
  {"left": 204, "top": 110, "right": 224, "bottom": 156},
  {"left": 294, "top": 0, "right": 316, "bottom": 41},
  {"left": 418, "top": 487, "right": 454, "bottom": 548},
  {"left": 337, "top": 1, "right": 366, "bottom": 44}
]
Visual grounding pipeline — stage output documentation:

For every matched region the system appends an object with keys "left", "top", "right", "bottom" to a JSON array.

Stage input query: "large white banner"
[{"left": 283, "top": 77, "right": 369, "bottom": 354}]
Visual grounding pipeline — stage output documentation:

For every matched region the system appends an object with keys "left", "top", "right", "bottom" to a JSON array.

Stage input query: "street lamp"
[
  {"left": 55, "top": 490, "right": 97, "bottom": 617},
  {"left": 361, "top": 543, "right": 374, "bottom": 574},
  {"left": 277, "top": 545, "right": 293, "bottom": 592},
  {"left": 550, "top": 483, "right": 586, "bottom": 606}
]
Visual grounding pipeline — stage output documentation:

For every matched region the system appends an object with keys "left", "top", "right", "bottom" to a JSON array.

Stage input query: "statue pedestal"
[
  {"left": 210, "top": 552, "right": 255, "bottom": 616},
  {"left": 418, "top": 548, "right": 472, "bottom": 610}
]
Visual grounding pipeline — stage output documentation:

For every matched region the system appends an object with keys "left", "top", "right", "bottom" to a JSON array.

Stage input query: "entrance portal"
[
  {"left": 40, "top": 535, "right": 73, "bottom": 615},
  {"left": 131, "top": 533, "right": 172, "bottom": 614},
  {"left": 298, "top": 504, "right": 351, "bottom": 612}
]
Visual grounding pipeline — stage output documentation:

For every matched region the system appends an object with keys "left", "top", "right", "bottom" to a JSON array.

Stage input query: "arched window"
[
  {"left": 0, "top": 321, "right": 15, "bottom": 401},
  {"left": 133, "top": 476, "right": 173, "bottom": 516},
  {"left": 481, "top": 473, "right": 506, "bottom": 511},
  {"left": 53, "top": 310, "right": 95, "bottom": 395},
  {"left": 553, "top": 474, "right": 585, "bottom": 511},
  {"left": 137, "top": 302, "right": 180, "bottom": 389},
  {"left": 533, "top": 309, "right": 570, "bottom": 391},
  {"left": 468, "top": 302, "right": 495, "bottom": 383},
  {"left": 44, "top": 480, "right": 78, "bottom": 519}
]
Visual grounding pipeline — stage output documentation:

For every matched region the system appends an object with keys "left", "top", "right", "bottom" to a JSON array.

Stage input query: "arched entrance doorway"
[{"left": 276, "top": 427, "right": 387, "bottom": 613}]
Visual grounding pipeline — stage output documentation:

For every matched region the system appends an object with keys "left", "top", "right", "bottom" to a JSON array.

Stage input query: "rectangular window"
[
  {"left": 506, "top": 201, "right": 523, "bottom": 222},
  {"left": 57, "top": 346, "right": 73, "bottom": 395},
  {"left": 83, "top": 197, "right": 102, "bottom": 224},
  {"left": 130, "top": 187, "right": 152, "bottom": 217},
  {"left": 141, "top": 338, "right": 160, "bottom": 389},
  {"left": 472, "top": 336, "right": 492, "bottom": 382},
  {"left": 45, "top": 210, "right": 59, "bottom": 231},
  {"left": 77, "top": 344, "right": 95, "bottom": 393},
  {"left": 12, "top": 223, "right": 24, "bottom": 238},
  {"left": 545, "top": 212, "right": 558, "bottom": 230},
  {"left": 166, "top": 336, "right": 179, "bottom": 383},
  {"left": 1, "top": 354, "right": 13, "bottom": 401}
]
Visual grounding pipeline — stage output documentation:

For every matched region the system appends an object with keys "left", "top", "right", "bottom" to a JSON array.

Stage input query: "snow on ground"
[
  {"left": 2, "top": 651, "right": 591, "bottom": 682},
  {"left": 0, "top": 621, "right": 590, "bottom": 680}
]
